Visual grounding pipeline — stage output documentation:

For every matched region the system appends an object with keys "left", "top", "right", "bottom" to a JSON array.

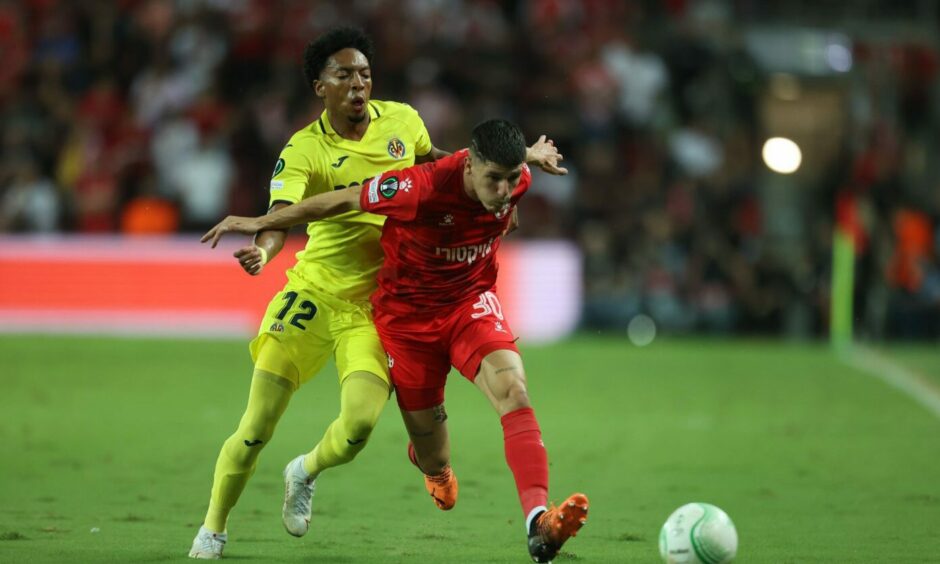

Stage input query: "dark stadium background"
[{"left": 2, "top": 0, "right": 937, "bottom": 340}]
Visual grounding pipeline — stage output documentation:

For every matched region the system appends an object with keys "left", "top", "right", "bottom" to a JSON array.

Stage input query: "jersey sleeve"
[
  {"left": 360, "top": 162, "right": 434, "bottom": 221},
  {"left": 268, "top": 137, "right": 318, "bottom": 207},
  {"left": 414, "top": 119, "right": 432, "bottom": 158},
  {"left": 404, "top": 104, "right": 433, "bottom": 157}
]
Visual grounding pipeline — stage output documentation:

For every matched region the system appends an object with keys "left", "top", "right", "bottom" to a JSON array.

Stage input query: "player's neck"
[
  {"left": 327, "top": 112, "right": 371, "bottom": 141},
  {"left": 462, "top": 170, "right": 481, "bottom": 204}
]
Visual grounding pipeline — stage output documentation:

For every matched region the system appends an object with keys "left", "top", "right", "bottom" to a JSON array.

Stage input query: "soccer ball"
[{"left": 659, "top": 502, "right": 738, "bottom": 564}]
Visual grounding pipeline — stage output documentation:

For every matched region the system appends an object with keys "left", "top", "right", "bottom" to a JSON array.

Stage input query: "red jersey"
[{"left": 359, "top": 149, "right": 531, "bottom": 316}]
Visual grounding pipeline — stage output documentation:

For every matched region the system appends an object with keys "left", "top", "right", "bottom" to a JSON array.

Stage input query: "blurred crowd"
[{"left": 1, "top": 0, "right": 938, "bottom": 339}]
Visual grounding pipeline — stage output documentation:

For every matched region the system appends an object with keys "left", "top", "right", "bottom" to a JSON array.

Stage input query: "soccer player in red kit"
[{"left": 203, "top": 120, "right": 588, "bottom": 563}]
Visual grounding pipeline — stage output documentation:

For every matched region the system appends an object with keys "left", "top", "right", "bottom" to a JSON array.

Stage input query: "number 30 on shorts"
[{"left": 471, "top": 291, "right": 503, "bottom": 320}]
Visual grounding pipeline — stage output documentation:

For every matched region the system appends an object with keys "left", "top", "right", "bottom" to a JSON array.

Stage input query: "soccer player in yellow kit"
[{"left": 188, "top": 27, "right": 450, "bottom": 559}]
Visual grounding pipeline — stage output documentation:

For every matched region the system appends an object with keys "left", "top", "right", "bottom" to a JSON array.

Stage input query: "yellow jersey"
[{"left": 268, "top": 100, "right": 432, "bottom": 302}]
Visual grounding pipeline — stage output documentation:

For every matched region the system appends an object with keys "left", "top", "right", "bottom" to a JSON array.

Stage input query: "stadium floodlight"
[
  {"left": 761, "top": 137, "right": 802, "bottom": 174},
  {"left": 826, "top": 42, "right": 853, "bottom": 72}
]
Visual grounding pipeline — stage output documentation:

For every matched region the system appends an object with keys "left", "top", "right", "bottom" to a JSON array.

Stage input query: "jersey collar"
[{"left": 318, "top": 103, "right": 381, "bottom": 138}]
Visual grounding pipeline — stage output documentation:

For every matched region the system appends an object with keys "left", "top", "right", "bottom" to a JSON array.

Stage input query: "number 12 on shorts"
[
  {"left": 471, "top": 291, "right": 504, "bottom": 320},
  {"left": 276, "top": 291, "right": 318, "bottom": 329}
]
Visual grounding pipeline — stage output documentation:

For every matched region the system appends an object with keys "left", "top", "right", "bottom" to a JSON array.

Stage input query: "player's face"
[
  {"left": 315, "top": 48, "right": 372, "bottom": 124},
  {"left": 466, "top": 155, "right": 524, "bottom": 215}
]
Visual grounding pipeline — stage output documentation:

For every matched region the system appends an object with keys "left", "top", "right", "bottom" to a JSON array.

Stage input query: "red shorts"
[{"left": 373, "top": 290, "right": 519, "bottom": 411}]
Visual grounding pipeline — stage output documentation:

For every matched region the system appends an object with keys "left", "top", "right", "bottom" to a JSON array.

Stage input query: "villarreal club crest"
[{"left": 387, "top": 137, "right": 406, "bottom": 159}]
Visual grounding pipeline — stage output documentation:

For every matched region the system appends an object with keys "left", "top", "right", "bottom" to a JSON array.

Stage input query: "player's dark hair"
[
  {"left": 469, "top": 119, "right": 526, "bottom": 167},
  {"left": 302, "top": 26, "right": 374, "bottom": 90}
]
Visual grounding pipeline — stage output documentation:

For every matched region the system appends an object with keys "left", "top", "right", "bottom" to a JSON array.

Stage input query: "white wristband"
[{"left": 258, "top": 246, "right": 269, "bottom": 266}]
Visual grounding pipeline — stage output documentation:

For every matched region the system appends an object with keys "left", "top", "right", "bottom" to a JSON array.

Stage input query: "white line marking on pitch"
[{"left": 840, "top": 345, "right": 940, "bottom": 420}]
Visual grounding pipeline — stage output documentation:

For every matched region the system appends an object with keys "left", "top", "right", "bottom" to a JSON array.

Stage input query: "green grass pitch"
[{"left": 1, "top": 335, "right": 938, "bottom": 563}]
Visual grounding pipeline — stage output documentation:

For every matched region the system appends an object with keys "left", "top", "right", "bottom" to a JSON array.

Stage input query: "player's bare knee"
[
  {"left": 500, "top": 381, "right": 531, "bottom": 412},
  {"left": 485, "top": 366, "right": 529, "bottom": 410}
]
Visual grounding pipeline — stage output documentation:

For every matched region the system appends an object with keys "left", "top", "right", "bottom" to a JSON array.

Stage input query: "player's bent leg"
[
  {"left": 302, "top": 371, "right": 390, "bottom": 476},
  {"left": 201, "top": 368, "right": 294, "bottom": 536},
  {"left": 474, "top": 347, "right": 558, "bottom": 556},
  {"left": 282, "top": 371, "right": 389, "bottom": 537},
  {"left": 400, "top": 402, "right": 458, "bottom": 510}
]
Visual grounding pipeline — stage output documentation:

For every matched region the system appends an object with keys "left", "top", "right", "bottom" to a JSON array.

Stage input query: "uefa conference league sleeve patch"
[
  {"left": 380, "top": 177, "right": 399, "bottom": 198},
  {"left": 367, "top": 175, "right": 406, "bottom": 204}
]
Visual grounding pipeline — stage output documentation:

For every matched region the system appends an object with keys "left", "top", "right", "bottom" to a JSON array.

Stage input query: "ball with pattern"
[{"left": 659, "top": 503, "right": 738, "bottom": 564}]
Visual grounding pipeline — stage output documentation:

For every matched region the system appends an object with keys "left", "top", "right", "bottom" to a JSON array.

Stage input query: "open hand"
[
  {"left": 201, "top": 216, "right": 263, "bottom": 248},
  {"left": 527, "top": 135, "right": 568, "bottom": 175}
]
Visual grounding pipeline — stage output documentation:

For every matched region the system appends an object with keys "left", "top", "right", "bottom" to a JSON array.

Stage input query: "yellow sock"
[
  {"left": 302, "top": 371, "right": 389, "bottom": 477},
  {"left": 204, "top": 369, "right": 294, "bottom": 532}
]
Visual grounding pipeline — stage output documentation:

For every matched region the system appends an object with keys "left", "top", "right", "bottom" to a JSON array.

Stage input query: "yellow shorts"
[{"left": 248, "top": 270, "right": 389, "bottom": 391}]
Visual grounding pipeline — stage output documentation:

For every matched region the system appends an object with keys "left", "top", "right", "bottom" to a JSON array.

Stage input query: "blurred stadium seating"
[{"left": 1, "top": 0, "right": 937, "bottom": 340}]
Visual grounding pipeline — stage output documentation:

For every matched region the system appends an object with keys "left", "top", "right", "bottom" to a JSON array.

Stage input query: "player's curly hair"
[
  {"left": 469, "top": 119, "right": 527, "bottom": 167},
  {"left": 302, "top": 26, "right": 374, "bottom": 90}
]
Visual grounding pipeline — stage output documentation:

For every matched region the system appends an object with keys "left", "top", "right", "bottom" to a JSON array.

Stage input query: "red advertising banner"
[{"left": 0, "top": 236, "right": 580, "bottom": 342}]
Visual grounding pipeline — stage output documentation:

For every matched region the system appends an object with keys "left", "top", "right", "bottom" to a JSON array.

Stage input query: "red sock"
[{"left": 501, "top": 407, "right": 549, "bottom": 517}]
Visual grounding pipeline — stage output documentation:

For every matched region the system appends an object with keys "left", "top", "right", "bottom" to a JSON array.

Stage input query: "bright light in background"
[
  {"left": 762, "top": 137, "right": 802, "bottom": 174},
  {"left": 826, "top": 43, "right": 853, "bottom": 72}
]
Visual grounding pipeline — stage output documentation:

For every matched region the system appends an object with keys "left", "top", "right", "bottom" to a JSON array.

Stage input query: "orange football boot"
[
  {"left": 407, "top": 442, "right": 458, "bottom": 511},
  {"left": 527, "top": 493, "right": 589, "bottom": 563}
]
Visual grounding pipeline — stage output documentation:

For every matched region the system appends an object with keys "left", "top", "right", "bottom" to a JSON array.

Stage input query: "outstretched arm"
[
  {"left": 202, "top": 187, "right": 363, "bottom": 248},
  {"left": 418, "top": 138, "right": 566, "bottom": 175}
]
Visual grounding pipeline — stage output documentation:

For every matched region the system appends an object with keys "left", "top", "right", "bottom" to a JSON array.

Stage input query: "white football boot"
[
  {"left": 189, "top": 525, "right": 227, "bottom": 559},
  {"left": 282, "top": 454, "right": 316, "bottom": 537}
]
